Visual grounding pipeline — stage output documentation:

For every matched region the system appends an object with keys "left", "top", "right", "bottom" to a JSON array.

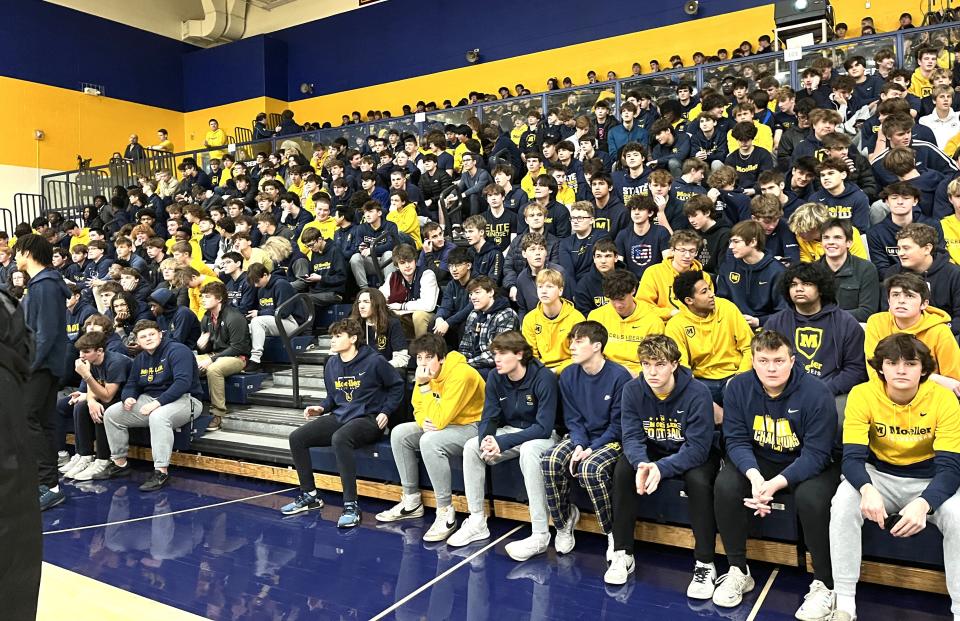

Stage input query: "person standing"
[
  {"left": 16, "top": 233, "right": 71, "bottom": 510},
  {"left": 0, "top": 288, "right": 42, "bottom": 618}
]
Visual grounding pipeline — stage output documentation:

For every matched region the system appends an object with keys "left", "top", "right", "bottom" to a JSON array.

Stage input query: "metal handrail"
[{"left": 274, "top": 292, "right": 316, "bottom": 409}]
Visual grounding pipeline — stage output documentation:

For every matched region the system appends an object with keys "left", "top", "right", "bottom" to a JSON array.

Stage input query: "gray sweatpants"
[
  {"left": 830, "top": 463, "right": 960, "bottom": 615},
  {"left": 104, "top": 394, "right": 199, "bottom": 468},
  {"left": 463, "top": 425, "right": 558, "bottom": 534},
  {"left": 391, "top": 421, "right": 478, "bottom": 508},
  {"left": 249, "top": 315, "right": 299, "bottom": 362}
]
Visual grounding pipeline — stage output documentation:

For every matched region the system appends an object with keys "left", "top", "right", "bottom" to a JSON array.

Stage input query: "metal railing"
[
  {"left": 274, "top": 292, "right": 316, "bottom": 409},
  {"left": 28, "top": 20, "right": 960, "bottom": 223}
]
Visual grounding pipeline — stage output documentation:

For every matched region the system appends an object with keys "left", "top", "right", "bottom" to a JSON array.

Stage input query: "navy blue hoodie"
[
  {"left": 559, "top": 360, "right": 632, "bottom": 451},
  {"left": 810, "top": 181, "right": 871, "bottom": 232},
  {"left": 471, "top": 240, "right": 504, "bottom": 285},
  {"left": 22, "top": 268, "right": 70, "bottom": 376},
  {"left": 149, "top": 289, "right": 201, "bottom": 347},
  {"left": 868, "top": 213, "right": 943, "bottom": 278},
  {"left": 620, "top": 367, "right": 715, "bottom": 478},
  {"left": 885, "top": 252, "right": 960, "bottom": 338},
  {"left": 223, "top": 271, "right": 256, "bottom": 314},
  {"left": 256, "top": 272, "right": 307, "bottom": 323},
  {"left": 67, "top": 300, "right": 96, "bottom": 342},
  {"left": 650, "top": 132, "right": 692, "bottom": 168},
  {"left": 716, "top": 253, "right": 788, "bottom": 326},
  {"left": 764, "top": 219, "right": 801, "bottom": 266},
  {"left": 121, "top": 337, "right": 203, "bottom": 405},
  {"left": 558, "top": 229, "right": 608, "bottom": 282},
  {"left": 592, "top": 196, "right": 628, "bottom": 237},
  {"left": 613, "top": 168, "right": 653, "bottom": 204},
  {"left": 319, "top": 344, "right": 404, "bottom": 423},
  {"left": 765, "top": 303, "right": 867, "bottom": 395},
  {"left": 722, "top": 366, "right": 837, "bottom": 485},
  {"left": 479, "top": 358, "right": 558, "bottom": 451}
]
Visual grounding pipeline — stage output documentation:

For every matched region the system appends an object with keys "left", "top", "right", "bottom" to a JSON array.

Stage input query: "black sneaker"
[
  {"left": 91, "top": 460, "right": 131, "bottom": 480},
  {"left": 139, "top": 470, "right": 170, "bottom": 492},
  {"left": 244, "top": 360, "right": 263, "bottom": 374}
]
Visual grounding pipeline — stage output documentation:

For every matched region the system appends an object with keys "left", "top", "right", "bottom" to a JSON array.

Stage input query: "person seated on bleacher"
[
  {"left": 232, "top": 233, "right": 273, "bottom": 273},
  {"left": 349, "top": 200, "right": 400, "bottom": 289},
  {"left": 118, "top": 266, "right": 151, "bottom": 309},
  {"left": 179, "top": 266, "right": 221, "bottom": 320},
  {"left": 431, "top": 246, "right": 473, "bottom": 349},
  {"left": 713, "top": 330, "right": 839, "bottom": 617},
  {"left": 58, "top": 332, "right": 132, "bottom": 482},
  {"left": 376, "top": 334, "right": 484, "bottom": 542},
  {"left": 765, "top": 262, "right": 867, "bottom": 413},
  {"left": 463, "top": 215, "right": 504, "bottom": 286},
  {"left": 615, "top": 194, "right": 670, "bottom": 280},
  {"left": 865, "top": 273, "right": 960, "bottom": 394},
  {"left": 478, "top": 184, "right": 517, "bottom": 253},
  {"left": 521, "top": 269, "right": 583, "bottom": 374},
  {"left": 81, "top": 239, "right": 114, "bottom": 304},
  {"left": 637, "top": 229, "right": 712, "bottom": 323},
  {"left": 716, "top": 220, "right": 787, "bottom": 329},
  {"left": 380, "top": 243, "right": 439, "bottom": 339},
  {"left": 666, "top": 270, "right": 753, "bottom": 415},
  {"left": 809, "top": 158, "right": 872, "bottom": 233},
  {"left": 283, "top": 318, "right": 405, "bottom": 527},
  {"left": 517, "top": 174, "right": 572, "bottom": 239},
  {"left": 219, "top": 251, "right": 256, "bottom": 315},
  {"left": 586, "top": 268, "right": 663, "bottom": 378},
  {"left": 66, "top": 283, "right": 96, "bottom": 346},
  {"left": 290, "top": 226, "right": 346, "bottom": 310},
  {"left": 830, "top": 334, "right": 960, "bottom": 621},
  {"left": 349, "top": 288, "right": 409, "bottom": 370},
  {"left": 457, "top": 276, "right": 519, "bottom": 379},
  {"left": 96, "top": 320, "right": 204, "bottom": 492},
  {"left": 504, "top": 204, "right": 560, "bottom": 296},
  {"left": 558, "top": 202, "right": 607, "bottom": 284},
  {"left": 515, "top": 232, "right": 573, "bottom": 320},
  {"left": 386, "top": 190, "right": 422, "bottom": 250},
  {"left": 789, "top": 204, "right": 868, "bottom": 264},
  {"left": 417, "top": 222, "right": 452, "bottom": 284},
  {"left": 83, "top": 314, "right": 128, "bottom": 356},
  {"left": 114, "top": 236, "right": 148, "bottom": 275},
  {"left": 606, "top": 334, "right": 718, "bottom": 594},
  {"left": 885, "top": 223, "right": 960, "bottom": 340},
  {"left": 542, "top": 320, "right": 631, "bottom": 559},
  {"left": 195, "top": 281, "right": 252, "bottom": 432},
  {"left": 870, "top": 183, "right": 942, "bottom": 278},
  {"left": 243, "top": 262, "right": 306, "bottom": 374},
  {"left": 448, "top": 331, "right": 558, "bottom": 561}
]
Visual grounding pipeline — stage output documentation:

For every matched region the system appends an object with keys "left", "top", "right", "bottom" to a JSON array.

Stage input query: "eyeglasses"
[
  {"left": 570, "top": 216, "right": 592, "bottom": 222},
  {"left": 674, "top": 247, "right": 698, "bottom": 256}
]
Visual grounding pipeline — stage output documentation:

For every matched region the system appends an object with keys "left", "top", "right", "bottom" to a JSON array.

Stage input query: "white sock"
[
  {"left": 306, "top": 490, "right": 317, "bottom": 497},
  {"left": 836, "top": 594, "right": 856, "bottom": 617},
  {"left": 49, "top": 485, "right": 60, "bottom": 493},
  {"left": 953, "top": 615, "right": 959, "bottom": 621}
]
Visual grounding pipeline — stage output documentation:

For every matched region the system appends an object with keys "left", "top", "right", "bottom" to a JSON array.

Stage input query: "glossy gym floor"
[{"left": 39, "top": 463, "right": 953, "bottom": 620}]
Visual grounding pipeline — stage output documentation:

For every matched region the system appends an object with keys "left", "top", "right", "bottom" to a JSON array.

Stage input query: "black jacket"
[{"left": 199, "top": 304, "right": 251, "bottom": 359}]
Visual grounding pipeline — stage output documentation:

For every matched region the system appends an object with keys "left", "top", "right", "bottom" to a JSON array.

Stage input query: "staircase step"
[
  {"left": 190, "top": 430, "right": 295, "bottom": 464},
  {"left": 221, "top": 406, "right": 304, "bottom": 435},
  {"left": 272, "top": 366, "right": 326, "bottom": 389}
]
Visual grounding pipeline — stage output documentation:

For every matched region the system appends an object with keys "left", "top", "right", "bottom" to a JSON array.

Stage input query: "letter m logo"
[{"left": 795, "top": 327, "right": 823, "bottom": 361}]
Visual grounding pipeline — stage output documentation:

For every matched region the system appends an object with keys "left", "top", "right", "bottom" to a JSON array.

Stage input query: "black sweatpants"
[
  {"left": 714, "top": 456, "right": 840, "bottom": 587},
  {"left": 288, "top": 414, "right": 382, "bottom": 502},
  {"left": 70, "top": 400, "right": 110, "bottom": 460},
  {"left": 611, "top": 451, "right": 720, "bottom": 563},
  {"left": 24, "top": 369, "right": 59, "bottom": 488},
  {"left": 0, "top": 367, "right": 42, "bottom": 620}
]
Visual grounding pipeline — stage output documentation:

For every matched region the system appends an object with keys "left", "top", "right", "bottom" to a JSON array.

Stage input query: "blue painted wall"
[{"left": 0, "top": 0, "right": 195, "bottom": 110}]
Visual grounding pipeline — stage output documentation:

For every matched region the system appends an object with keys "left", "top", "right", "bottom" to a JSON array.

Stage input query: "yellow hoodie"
[
  {"left": 844, "top": 378, "right": 960, "bottom": 471},
  {"left": 189, "top": 274, "right": 222, "bottom": 319},
  {"left": 797, "top": 227, "right": 868, "bottom": 263},
  {"left": 587, "top": 296, "right": 665, "bottom": 376},
  {"left": 665, "top": 297, "right": 753, "bottom": 380},
  {"left": 636, "top": 257, "right": 714, "bottom": 322},
  {"left": 387, "top": 202, "right": 422, "bottom": 249},
  {"left": 522, "top": 300, "right": 585, "bottom": 373},
  {"left": 297, "top": 218, "right": 338, "bottom": 255},
  {"left": 865, "top": 306, "right": 960, "bottom": 382},
  {"left": 940, "top": 214, "right": 960, "bottom": 266},
  {"left": 411, "top": 351, "right": 484, "bottom": 429}
]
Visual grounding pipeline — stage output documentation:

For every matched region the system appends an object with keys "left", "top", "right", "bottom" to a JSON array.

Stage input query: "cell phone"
[{"left": 884, "top": 514, "right": 902, "bottom": 531}]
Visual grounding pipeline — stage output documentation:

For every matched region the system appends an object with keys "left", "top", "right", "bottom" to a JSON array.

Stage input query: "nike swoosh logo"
[
  {"left": 759, "top": 281, "right": 769, "bottom": 285},
  {"left": 400, "top": 506, "right": 420, "bottom": 516},
  {"left": 676, "top": 410, "right": 684, "bottom": 414},
  {"left": 920, "top": 411, "right": 928, "bottom": 417},
  {"left": 499, "top": 397, "right": 507, "bottom": 401},
  {"left": 359, "top": 372, "right": 366, "bottom": 376},
  {"left": 604, "top": 395, "right": 611, "bottom": 400},
  {"left": 788, "top": 408, "right": 799, "bottom": 414}
]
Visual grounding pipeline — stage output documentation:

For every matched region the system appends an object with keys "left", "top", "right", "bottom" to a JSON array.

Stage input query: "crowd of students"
[{"left": 6, "top": 31, "right": 960, "bottom": 620}]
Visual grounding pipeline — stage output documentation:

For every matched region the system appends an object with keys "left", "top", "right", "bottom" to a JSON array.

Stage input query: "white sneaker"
[
  {"left": 553, "top": 505, "right": 580, "bottom": 554},
  {"left": 796, "top": 580, "right": 835, "bottom": 620},
  {"left": 57, "top": 451, "right": 71, "bottom": 468},
  {"left": 686, "top": 561, "right": 717, "bottom": 599},
  {"left": 826, "top": 611, "right": 855, "bottom": 621},
  {"left": 423, "top": 505, "right": 457, "bottom": 542},
  {"left": 606, "top": 532, "right": 615, "bottom": 564},
  {"left": 447, "top": 514, "right": 490, "bottom": 547},
  {"left": 603, "top": 550, "right": 635, "bottom": 585},
  {"left": 63, "top": 455, "right": 94, "bottom": 479},
  {"left": 505, "top": 533, "right": 550, "bottom": 561},
  {"left": 59, "top": 453, "right": 82, "bottom": 474},
  {"left": 72, "top": 459, "right": 112, "bottom": 481},
  {"left": 712, "top": 566, "right": 755, "bottom": 608},
  {"left": 375, "top": 494, "right": 423, "bottom": 522}
]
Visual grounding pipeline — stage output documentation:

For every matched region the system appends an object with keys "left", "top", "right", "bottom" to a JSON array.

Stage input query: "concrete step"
[
  {"left": 272, "top": 365, "right": 326, "bottom": 389},
  {"left": 221, "top": 405, "right": 305, "bottom": 435}
]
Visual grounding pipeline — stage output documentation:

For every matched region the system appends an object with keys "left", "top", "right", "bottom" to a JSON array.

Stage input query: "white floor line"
[
  {"left": 369, "top": 524, "right": 524, "bottom": 621},
  {"left": 43, "top": 487, "right": 297, "bottom": 535},
  {"left": 746, "top": 567, "right": 780, "bottom": 621}
]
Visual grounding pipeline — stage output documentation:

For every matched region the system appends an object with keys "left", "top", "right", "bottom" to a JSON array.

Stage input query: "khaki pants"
[{"left": 199, "top": 355, "right": 245, "bottom": 416}]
